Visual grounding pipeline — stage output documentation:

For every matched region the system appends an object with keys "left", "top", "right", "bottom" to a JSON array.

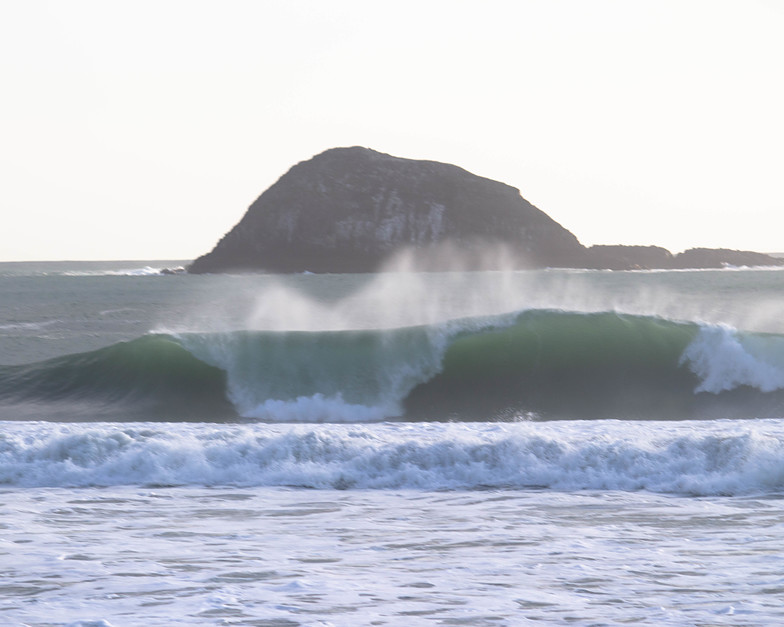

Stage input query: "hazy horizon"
[{"left": 2, "top": 0, "right": 782, "bottom": 262}]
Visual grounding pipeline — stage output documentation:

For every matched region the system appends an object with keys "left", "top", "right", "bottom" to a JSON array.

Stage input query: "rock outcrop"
[
  {"left": 584, "top": 245, "right": 674, "bottom": 270},
  {"left": 670, "top": 248, "right": 782, "bottom": 269},
  {"left": 188, "top": 147, "right": 587, "bottom": 274},
  {"left": 189, "top": 147, "right": 783, "bottom": 273},
  {"left": 582, "top": 246, "right": 783, "bottom": 270}
]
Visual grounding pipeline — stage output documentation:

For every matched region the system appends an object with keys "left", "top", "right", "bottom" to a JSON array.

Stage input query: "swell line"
[{"left": 3, "top": 309, "right": 784, "bottom": 422}]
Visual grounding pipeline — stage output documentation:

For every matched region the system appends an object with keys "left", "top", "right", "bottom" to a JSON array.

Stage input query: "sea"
[{"left": 2, "top": 260, "right": 784, "bottom": 626}]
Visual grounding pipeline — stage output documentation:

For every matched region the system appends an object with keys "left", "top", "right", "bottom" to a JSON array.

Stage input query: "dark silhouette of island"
[{"left": 189, "top": 147, "right": 782, "bottom": 273}]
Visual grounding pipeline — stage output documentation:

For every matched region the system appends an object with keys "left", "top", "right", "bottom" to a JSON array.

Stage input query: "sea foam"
[
  {"left": 680, "top": 324, "right": 784, "bottom": 393},
  {"left": 2, "top": 420, "right": 783, "bottom": 496}
]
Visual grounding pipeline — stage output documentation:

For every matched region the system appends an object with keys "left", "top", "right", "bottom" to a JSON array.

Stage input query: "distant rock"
[
  {"left": 188, "top": 147, "right": 586, "bottom": 274},
  {"left": 188, "top": 147, "right": 784, "bottom": 273},
  {"left": 584, "top": 245, "right": 674, "bottom": 270},
  {"left": 671, "top": 248, "right": 783, "bottom": 269},
  {"left": 583, "top": 246, "right": 783, "bottom": 270}
]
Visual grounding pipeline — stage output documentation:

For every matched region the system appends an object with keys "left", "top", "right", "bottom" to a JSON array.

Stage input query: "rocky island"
[{"left": 189, "top": 147, "right": 782, "bottom": 273}]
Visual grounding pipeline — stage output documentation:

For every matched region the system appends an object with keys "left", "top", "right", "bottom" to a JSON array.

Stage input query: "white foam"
[
  {"left": 61, "top": 266, "right": 167, "bottom": 277},
  {"left": 2, "top": 419, "right": 783, "bottom": 496},
  {"left": 0, "top": 319, "right": 59, "bottom": 331},
  {"left": 245, "top": 393, "right": 394, "bottom": 423},
  {"left": 680, "top": 324, "right": 784, "bottom": 393}
]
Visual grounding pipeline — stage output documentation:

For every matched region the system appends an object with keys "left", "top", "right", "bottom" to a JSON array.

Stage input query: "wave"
[
  {"left": 0, "top": 261, "right": 189, "bottom": 277},
  {"left": 59, "top": 266, "right": 187, "bottom": 277},
  {"left": 1, "top": 421, "right": 783, "bottom": 496},
  {"left": 0, "top": 335, "right": 234, "bottom": 421},
  {"left": 3, "top": 309, "right": 784, "bottom": 422}
]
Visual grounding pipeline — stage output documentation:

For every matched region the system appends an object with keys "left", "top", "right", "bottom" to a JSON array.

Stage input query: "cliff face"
[
  {"left": 188, "top": 147, "right": 586, "bottom": 273},
  {"left": 189, "top": 147, "right": 783, "bottom": 273}
]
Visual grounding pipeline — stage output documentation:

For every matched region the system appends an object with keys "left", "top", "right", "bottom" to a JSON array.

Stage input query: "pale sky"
[{"left": 1, "top": 0, "right": 782, "bottom": 261}]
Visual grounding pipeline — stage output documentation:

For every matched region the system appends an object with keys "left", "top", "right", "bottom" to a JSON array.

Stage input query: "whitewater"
[{"left": 2, "top": 261, "right": 784, "bottom": 625}]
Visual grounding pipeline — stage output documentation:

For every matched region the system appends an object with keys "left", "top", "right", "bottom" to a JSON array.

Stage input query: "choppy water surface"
[{"left": 4, "top": 485, "right": 784, "bottom": 626}]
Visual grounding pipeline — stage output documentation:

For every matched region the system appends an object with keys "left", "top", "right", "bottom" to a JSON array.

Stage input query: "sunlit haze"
[{"left": 1, "top": 0, "right": 782, "bottom": 261}]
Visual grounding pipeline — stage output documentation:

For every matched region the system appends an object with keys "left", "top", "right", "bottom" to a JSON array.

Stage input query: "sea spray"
[{"left": 231, "top": 266, "right": 784, "bottom": 336}]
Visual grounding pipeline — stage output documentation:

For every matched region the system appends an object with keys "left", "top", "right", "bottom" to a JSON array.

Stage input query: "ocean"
[{"left": 2, "top": 260, "right": 784, "bottom": 626}]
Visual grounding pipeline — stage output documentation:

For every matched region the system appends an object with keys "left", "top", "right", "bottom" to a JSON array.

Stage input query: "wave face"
[
  {"left": 0, "top": 335, "right": 234, "bottom": 421},
  {"left": 2, "top": 420, "right": 783, "bottom": 495},
  {"left": 3, "top": 309, "right": 784, "bottom": 422}
]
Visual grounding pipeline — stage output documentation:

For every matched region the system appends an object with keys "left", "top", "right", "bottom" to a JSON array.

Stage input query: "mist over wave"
[{"left": 157, "top": 262, "right": 784, "bottom": 336}]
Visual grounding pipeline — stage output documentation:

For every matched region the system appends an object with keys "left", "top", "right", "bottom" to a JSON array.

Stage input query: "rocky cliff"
[{"left": 189, "top": 147, "right": 783, "bottom": 273}]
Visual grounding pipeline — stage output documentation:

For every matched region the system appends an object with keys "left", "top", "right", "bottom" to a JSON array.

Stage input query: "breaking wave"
[
  {"left": 3, "top": 309, "right": 784, "bottom": 422},
  {"left": 1, "top": 420, "right": 783, "bottom": 496}
]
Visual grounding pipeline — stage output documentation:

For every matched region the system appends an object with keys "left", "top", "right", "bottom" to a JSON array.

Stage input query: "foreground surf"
[{"left": 2, "top": 420, "right": 783, "bottom": 496}]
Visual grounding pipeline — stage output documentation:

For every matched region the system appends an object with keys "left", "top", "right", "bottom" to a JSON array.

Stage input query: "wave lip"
[{"left": 2, "top": 421, "right": 783, "bottom": 496}]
